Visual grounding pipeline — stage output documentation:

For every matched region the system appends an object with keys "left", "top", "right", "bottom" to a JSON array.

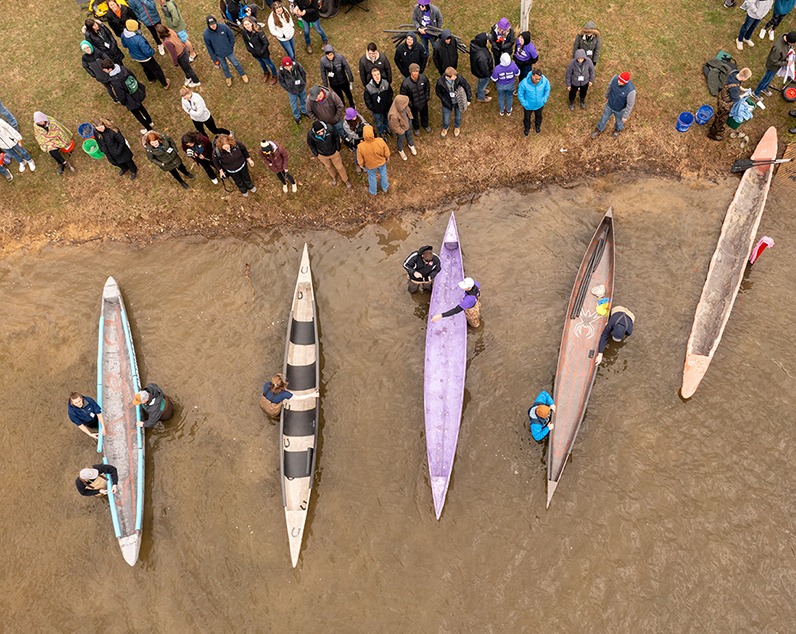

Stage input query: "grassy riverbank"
[{"left": 0, "top": 0, "right": 791, "bottom": 250}]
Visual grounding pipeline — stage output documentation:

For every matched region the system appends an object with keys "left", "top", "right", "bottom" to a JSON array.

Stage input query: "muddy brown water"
[{"left": 1, "top": 177, "right": 794, "bottom": 632}]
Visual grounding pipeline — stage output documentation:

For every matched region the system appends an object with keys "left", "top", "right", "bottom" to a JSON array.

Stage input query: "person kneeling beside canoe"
[
  {"left": 595, "top": 305, "right": 635, "bottom": 365},
  {"left": 133, "top": 383, "right": 174, "bottom": 428},
  {"left": 430, "top": 277, "right": 481, "bottom": 327},
  {"left": 260, "top": 373, "right": 319, "bottom": 421},
  {"left": 75, "top": 464, "right": 118, "bottom": 497},
  {"left": 403, "top": 244, "right": 441, "bottom": 293},
  {"left": 68, "top": 392, "right": 105, "bottom": 439},
  {"left": 528, "top": 390, "right": 556, "bottom": 441}
]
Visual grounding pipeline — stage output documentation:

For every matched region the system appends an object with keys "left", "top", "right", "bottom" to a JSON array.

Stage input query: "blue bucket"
[
  {"left": 695, "top": 105, "right": 715, "bottom": 125},
  {"left": 676, "top": 111, "right": 694, "bottom": 132},
  {"left": 78, "top": 122, "right": 95, "bottom": 139}
]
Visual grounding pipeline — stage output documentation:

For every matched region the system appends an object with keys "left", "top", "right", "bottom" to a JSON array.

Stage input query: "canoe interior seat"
[
  {"left": 284, "top": 448, "right": 313, "bottom": 479},
  {"left": 284, "top": 407, "right": 316, "bottom": 437},
  {"left": 290, "top": 319, "right": 315, "bottom": 346},
  {"left": 287, "top": 362, "right": 316, "bottom": 392}
]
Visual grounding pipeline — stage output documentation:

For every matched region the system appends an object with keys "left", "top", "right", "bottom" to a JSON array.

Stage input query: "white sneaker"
[
  {"left": 409, "top": 145, "right": 417, "bottom": 156},
  {"left": 759, "top": 28, "right": 767, "bottom": 39},
  {"left": 770, "top": 29, "right": 776, "bottom": 40},
  {"left": 736, "top": 39, "right": 743, "bottom": 50},
  {"left": 187, "top": 81, "right": 201, "bottom": 88},
  {"left": 27, "top": 159, "right": 35, "bottom": 172},
  {"left": 282, "top": 184, "right": 288, "bottom": 193},
  {"left": 744, "top": 38, "right": 755, "bottom": 47},
  {"left": 249, "top": 186, "right": 257, "bottom": 193},
  {"left": 211, "top": 178, "right": 219, "bottom": 185},
  {"left": 18, "top": 161, "right": 25, "bottom": 173},
  {"left": 398, "top": 150, "right": 407, "bottom": 161},
  {"left": 291, "top": 183, "right": 297, "bottom": 193},
  {"left": 140, "top": 129, "right": 148, "bottom": 135},
  {"left": 158, "top": 44, "right": 165, "bottom": 56}
]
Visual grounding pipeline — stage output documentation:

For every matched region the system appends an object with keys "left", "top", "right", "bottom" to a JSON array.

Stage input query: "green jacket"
[
  {"left": 160, "top": 0, "right": 187, "bottom": 32},
  {"left": 765, "top": 36, "right": 792, "bottom": 72},
  {"left": 145, "top": 134, "right": 183, "bottom": 171}
]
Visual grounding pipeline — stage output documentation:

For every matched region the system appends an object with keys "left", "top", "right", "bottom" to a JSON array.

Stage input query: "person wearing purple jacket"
[
  {"left": 430, "top": 277, "right": 481, "bottom": 328},
  {"left": 491, "top": 53, "right": 520, "bottom": 115},
  {"left": 565, "top": 49, "right": 595, "bottom": 110},
  {"left": 513, "top": 30, "right": 539, "bottom": 82}
]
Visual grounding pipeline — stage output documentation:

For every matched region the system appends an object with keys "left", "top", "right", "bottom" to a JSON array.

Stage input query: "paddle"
[{"left": 730, "top": 157, "right": 792, "bottom": 173}]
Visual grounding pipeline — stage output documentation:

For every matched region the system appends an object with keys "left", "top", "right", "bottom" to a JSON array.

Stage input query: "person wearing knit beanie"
[
  {"left": 401, "top": 62, "right": 432, "bottom": 135},
  {"left": 754, "top": 31, "right": 796, "bottom": 97},
  {"left": 591, "top": 71, "right": 636, "bottom": 138},
  {"left": 259, "top": 139, "right": 297, "bottom": 193},
  {"left": 125, "top": 18, "right": 139, "bottom": 32},
  {"left": 276, "top": 57, "right": 308, "bottom": 123},
  {"left": 528, "top": 390, "right": 556, "bottom": 442}
]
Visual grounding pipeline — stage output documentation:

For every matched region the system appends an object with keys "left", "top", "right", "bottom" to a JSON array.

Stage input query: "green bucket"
[{"left": 82, "top": 138, "right": 105, "bottom": 160}]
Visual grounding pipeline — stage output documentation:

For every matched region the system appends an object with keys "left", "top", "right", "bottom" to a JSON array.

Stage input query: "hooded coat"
[
  {"left": 517, "top": 74, "right": 551, "bottom": 111},
  {"left": 469, "top": 33, "right": 494, "bottom": 79},
  {"left": 356, "top": 125, "right": 390, "bottom": 169},
  {"left": 364, "top": 78, "right": 394, "bottom": 115},
  {"left": 387, "top": 94, "right": 413, "bottom": 134},
  {"left": 433, "top": 30, "right": 459, "bottom": 75},
  {"left": 260, "top": 141, "right": 289, "bottom": 172},
  {"left": 203, "top": 23, "right": 236, "bottom": 62},
  {"left": 307, "top": 86, "right": 345, "bottom": 124},
  {"left": 122, "top": 28, "right": 156, "bottom": 61},
  {"left": 145, "top": 134, "right": 183, "bottom": 171},
  {"left": 491, "top": 53, "right": 520, "bottom": 88},
  {"left": 106, "top": 63, "right": 148, "bottom": 110},
  {"left": 565, "top": 50, "right": 595, "bottom": 87},
  {"left": 0, "top": 118, "right": 23, "bottom": 150},
  {"left": 394, "top": 36, "right": 428, "bottom": 76},
  {"left": 400, "top": 72, "right": 431, "bottom": 110},
  {"left": 358, "top": 52, "right": 393, "bottom": 86},
  {"left": 85, "top": 22, "right": 125, "bottom": 63},
  {"left": 488, "top": 22, "right": 515, "bottom": 65},
  {"left": 33, "top": 114, "right": 72, "bottom": 152},
  {"left": 127, "top": 0, "right": 161, "bottom": 27},
  {"left": 306, "top": 122, "right": 341, "bottom": 156},
  {"left": 95, "top": 126, "right": 134, "bottom": 166},
  {"left": 513, "top": 31, "right": 539, "bottom": 69},
  {"left": 572, "top": 21, "right": 601, "bottom": 65},
  {"left": 411, "top": 3, "right": 443, "bottom": 34},
  {"left": 81, "top": 43, "right": 114, "bottom": 82},
  {"left": 320, "top": 52, "right": 355, "bottom": 87}
]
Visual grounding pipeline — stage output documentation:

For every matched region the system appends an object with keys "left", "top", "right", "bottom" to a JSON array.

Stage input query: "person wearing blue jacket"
[
  {"left": 595, "top": 305, "right": 635, "bottom": 364},
  {"left": 203, "top": 15, "right": 249, "bottom": 87},
  {"left": 528, "top": 390, "right": 555, "bottom": 441},
  {"left": 121, "top": 19, "right": 169, "bottom": 88},
  {"left": 127, "top": 0, "right": 165, "bottom": 54},
  {"left": 517, "top": 68, "right": 550, "bottom": 135},
  {"left": 761, "top": 0, "right": 796, "bottom": 40},
  {"left": 67, "top": 392, "right": 105, "bottom": 439}
]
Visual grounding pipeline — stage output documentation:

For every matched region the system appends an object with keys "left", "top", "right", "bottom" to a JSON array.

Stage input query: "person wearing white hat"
[
  {"left": 75, "top": 464, "right": 119, "bottom": 497},
  {"left": 430, "top": 277, "right": 481, "bottom": 327}
]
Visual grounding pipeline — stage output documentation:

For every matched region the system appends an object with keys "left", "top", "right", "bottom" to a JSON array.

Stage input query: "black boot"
[
  {"left": 789, "top": 127, "right": 796, "bottom": 134},
  {"left": 790, "top": 109, "right": 796, "bottom": 117}
]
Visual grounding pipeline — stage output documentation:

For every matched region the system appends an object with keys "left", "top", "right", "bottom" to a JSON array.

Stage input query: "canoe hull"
[
  {"left": 547, "top": 210, "right": 615, "bottom": 508},
  {"left": 97, "top": 276, "right": 144, "bottom": 566},
  {"left": 681, "top": 126, "right": 778, "bottom": 398},
  {"left": 424, "top": 212, "right": 467, "bottom": 519},
  {"left": 280, "top": 244, "right": 320, "bottom": 567}
]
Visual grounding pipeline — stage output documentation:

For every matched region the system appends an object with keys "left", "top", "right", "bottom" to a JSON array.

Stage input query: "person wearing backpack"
[{"left": 101, "top": 58, "right": 155, "bottom": 133}]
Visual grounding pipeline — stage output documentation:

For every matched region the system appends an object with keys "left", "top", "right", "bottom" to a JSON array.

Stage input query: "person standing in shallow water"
[
  {"left": 431, "top": 277, "right": 481, "bottom": 327},
  {"left": 528, "top": 390, "right": 556, "bottom": 441},
  {"left": 68, "top": 392, "right": 105, "bottom": 439},
  {"left": 403, "top": 245, "right": 441, "bottom": 293},
  {"left": 75, "top": 464, "right": 118, "bottom": 497},
  {"left": 595, "top": 305, "right": 635, "bottom": 364},
  {"left": 133, "top": 383, "right": 174, "bottom": 427}
]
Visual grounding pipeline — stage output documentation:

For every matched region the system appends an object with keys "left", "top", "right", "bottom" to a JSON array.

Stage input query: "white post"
[{"left": 520, "top": 0, "right": 532, "bottom": 32}]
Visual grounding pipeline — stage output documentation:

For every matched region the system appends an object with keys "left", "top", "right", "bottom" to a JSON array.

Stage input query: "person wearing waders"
[
  {"left": 708, "top": 67, "right": 751, "bottom": 141},
  {"left": 430, "top": 277, "right": 481, "bottom": 327},
  {"left": 403, "top": 245, "right": 441, "bottom": 293},
  {"left": 528, "top": 390, "right": 556, "bottom": 441},
  {"left": 595, "top": 306, "right": 635, "bottom": 364},
  {"left": 75, "top": 464, "right": 119, "bottom": 496},
  {"left": 133, "top": 384, "right": 174, "bottom": 427}
]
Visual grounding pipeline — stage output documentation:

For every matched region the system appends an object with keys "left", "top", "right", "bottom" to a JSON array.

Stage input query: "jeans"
[
  {"left": 0, "top": 99, "right": 18, "bottom": 130},
  {"left": 418, "top": 34, "right": 432, "bottom": 53},
  {"left": 738, "top": 15, "right": 762, "bottom": 41},
  {"left": 3, "top": 143, "right": 32, "bottom": 164},
  {"left": 518, "top": 64, "right": 532, "bottom": 82},
  {"left": 396, "top": 128, "right": 414, "bottom": 151},
  {"left": 331, "top": 120, "right": 347, "bottom": 140},
  {"left": 596, "top": 103, "right": 625, "bottom": 131},
  {"left": 302, "top": 20, "right": 328, "bottom": 46},
  {"left": 497, "top": 87, "right": 514, "bottom": 113},
  {"left": 278, "top": 38, "right": 296, "bottom": 60},
  {"left": 754, "top": 69, "right": 777, "bottom": 95},
  {"left": 372, "top": 111, "right": 388, "bottom": 135},
  {"left": 365, "top": 163, "right": 388, "bottom": 195},
  {"left": 255, "top": 56, "right": 278, "bottom": 75},
  {"left": 288, "top": 90, "right": 308, "bottom": 119},
  {"left": 441, "top": 105, "right": 462, "bottom": 130},
  {"left": 0, "top": 163, "right": 9, "bottom": 178},
  {"left": 476, "top": 77, "right": 490, "bottom": 100},
  {"left": 218, "top": 52, "right": 246, "bottom": 78}
]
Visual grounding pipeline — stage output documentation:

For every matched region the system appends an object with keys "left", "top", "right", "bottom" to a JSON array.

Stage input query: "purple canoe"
[{"left": 424, "top": 212, "right": 467, "bottom": 519}]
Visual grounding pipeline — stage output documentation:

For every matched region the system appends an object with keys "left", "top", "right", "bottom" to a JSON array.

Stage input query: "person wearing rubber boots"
[
  {"left": 431, "top": 277, "right": 481, "bottom": 327},
  {"left": 403, "top": 245, "right": 441, "bottom": 293},
  {"left": 595, "top": 305, "right": 635, "bottom": 364}
]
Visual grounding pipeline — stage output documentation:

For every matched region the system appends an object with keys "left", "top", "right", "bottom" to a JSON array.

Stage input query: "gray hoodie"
[{"left": 565, "top": 49, "right": 595, "bottom": 87}]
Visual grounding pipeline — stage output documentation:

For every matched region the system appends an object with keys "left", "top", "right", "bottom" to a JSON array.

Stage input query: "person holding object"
[
  {"left": 591, "top": 71, "right": 635, "bottom": 138},
  {"left": 260, "top": 140, "right": 297, "bottom": 193},
  {"left": 412, "top": 0, "right": 443, "bottom": 54},
  {"left": 595, "top": 306, "right": 635, "bottom": 364},
  {"left": 403, "top": 245, "right": 441, "bottom": 293},
  {"left": 488, "top": 17, "right": 515, "bottom": 66},
  {"left": 430, "top": 277, "right": 481, "bottom": 327},
  {"left": 435, "top": 66, "right": 471, "bottom": 138},
  {"left": 182, "top": 131, "right": 219, "bottom": 184},
  {"left": 528, "top": 391, "right": 556, "bottom": 441},
  {"left": 708, "top": 67, "right": 752, "bottom": 141},
  {"left": 68, "top": 392, "right": 105, "bottom": 439},
  {"left": 754, "top": 31, "right": 796, "bottom": 96},
  {"left": 156, "top": 23, "right": 200, "bottom": 87},
  {"left": 75, "top": 464, "right": 119, "bottom": 497},
  {"left": 133, "top": 384, "right": 174, "bottom": 427}
]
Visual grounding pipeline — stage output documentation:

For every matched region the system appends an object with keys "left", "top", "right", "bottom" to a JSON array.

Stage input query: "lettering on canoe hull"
[{"left": 291, "top": 527, "right": 302, "bottom": 537}]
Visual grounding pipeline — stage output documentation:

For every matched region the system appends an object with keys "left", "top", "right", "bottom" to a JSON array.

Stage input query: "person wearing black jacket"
[
  {"left": 294, "top": 0, "right": 328, "bottom": 54},
  {"left": 306, "top": 120, "right": 351, "bottom": 188},
  {"left": 320, "top": 44, "right": 355, "bottom": 107},
  {"left": 85, "top": 18, "right": 125, "bottom": 64},
  {"left": 364, "top": 67, "right": 394, "bottom": 137},
  {"left": 488, "top": 18, "right": 515, "bottom": 66},
  {"left": 76, "top": 464, "right": 118, "bottom": 497},
  {"left": 435, "top": 67, "right": 471, "bottom": 137},
  {"left": 403, "top": 245, "right": 441, "bottom": 293},
  {"left": 241, "top": 17, "right": 278, "bottom": 84},
  {"left": 432, "top": 29, "right": 458, "bottom": 75},
  {"left": 358, "top": 43, "right": 393, "bottom": 86},
  {"left": 212, "top": 134, "right": 257, "bottom": 196},
  {"left": 81, "top": 41, "right": 117, "bottom": 102},
  {"left": 181, "top": 131, "right": 218, "bottom": 183},
  {"left": 469, "top": 32, "right": 494, "bottom": 102},
  {"left": 94, "top": 118, "right": 138, "bottom": 179},
  {"left": 105, "top": 0, "right": 136, "bottom": 37},
  {"left": 101, "top": 59, "right": 155, "bottom": 133},
  {"left": 400, "top": 63, "right": 432, "bottom": 134},
  {"left": 133, "top": 383, "right": 174, "bottom": 427},
  {"left": 394, "top": 33, "right": 428, "bottom": 78}
]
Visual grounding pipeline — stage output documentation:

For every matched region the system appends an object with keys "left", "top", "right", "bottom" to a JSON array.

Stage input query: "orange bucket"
[{"left": 60, "top": 139, "right": 75, "bottom": 153}]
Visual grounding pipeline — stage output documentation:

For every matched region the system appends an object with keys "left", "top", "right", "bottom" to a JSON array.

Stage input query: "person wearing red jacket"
[{"left": 259, "top": 140, "right": 296, "bottom": 193}]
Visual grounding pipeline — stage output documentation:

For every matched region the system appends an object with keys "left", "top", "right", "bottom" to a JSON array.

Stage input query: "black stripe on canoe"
[
  {"left": 284, "top": 407, "right": 316, "bottom": 437},
  {"left": 284, "top": 448, "right": 313, "bottom": 479},
  {"left": 287, "top": 362, "right": 316, "bottom": 392},
  {"left": 290, "top": 319, "right": 315, "bottom": 345}
]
